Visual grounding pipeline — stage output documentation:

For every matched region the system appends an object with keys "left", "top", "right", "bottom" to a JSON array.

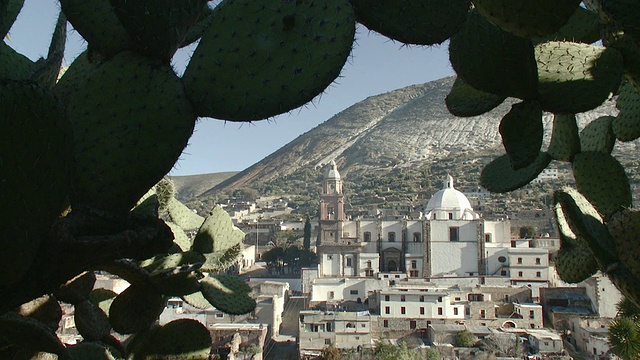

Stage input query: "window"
[
  {"left": 350, "top": 290, "right": 358, "bottom": 295},
  {"left": 448, "top": 213, "right": 453, "bottom": 220},
  {"left": 449, "top": 227, "right": 459, "bottom": 242},
  {"left": 511, "top": 240, "right": 516, "bottom": 247},
  {"left": 388, "top": 232, "right": 396, "bottom": 242},
  {"left": 536, "top": 271, "right": 541, "bottom": 278},
  {"left": 438, "top": 307, "right": 443, "bottom": 315},
  {"left": 328, "top": 291, "right": 334, "bottom": 299},
  {"left": 366, "top": 260, "right": 372, "bottom": 268},
  {"left": 438, "top": 296, "right": 443, "bottom": 302},
  {"left": 501, "top": 270, "right": 507, "bottom": 276},
  {"left": 480, "top": 310, "right": 486, "bottom": 319},
  {"left": 419, "top": 295, "right": 425, "bottom": 302},
  {"left": 518, "top": 271, "right": 523, "bottom": 277},
  {"left": 420, "top": 307, "right": 425, "bottom": 315},
  {"left": 535, "top": 257, "right": 541, "bottom": 265},
  {"left": 517, "top": 257, "right": 523, "bottom": 264},
  {"left": 410, "top": 320, "right": 416, "bottom": 329},
  {"left": 485, "top": 234, "right": 491, "bottom": 243},
  {"left": 401, "top": 307, "right": 406, "bottom": 315},
  {"left": 413, "top": 232, "right": 421, "bottom": 242},
  {"left": 530, "top": 310, "right": 535, "bottom": 319},
  {"left": 215, "top": 313, "right": 224, "bottom": 318},
  {"left": 383, "top": 320, "right": 389, "bottom": 328},
  {"left": 454, "top": 308, "right": 459, "bottom": 315},
  {"left": 325, "top": 339, "right": 331, "bottom": 345},
  {"left": 409, "top": 270, "right": 419, "bottom": 278},
  {"left": 401, "top": 295, "right": 406, "bottom": 302},
  {"left": 530, "top": 324, "right": 535, "bottom": 329},
  {"left": 363, "top": 232, "right": 371, "bottom": 242},
  {"left": 346, "top": 323, "right": 355, "bottom": 328},
  {"left": 385, "top": 306, "right": 390, "bottom": 315},
  {"left": 384, "top": 295, "right": 390, "bottom": 301},
  {"left": 411, "top": 260, "right": 417, "bottom": 269},
  {"left": 328, "top": 255, "right": 333, "bottom": 260},
  {"left": 346, "top": 257, "right": 352, "bottom": 267},
  {"left": 498, "top": 256, "right": 506, "bottom": 263},
  {"left": 327, "top": 322, "right": 333, "bottom": 332}
]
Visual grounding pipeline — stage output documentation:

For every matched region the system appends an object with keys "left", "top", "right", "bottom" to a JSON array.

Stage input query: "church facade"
[{"left": 316, "top": 161, "right": 516, "bottom": 282}]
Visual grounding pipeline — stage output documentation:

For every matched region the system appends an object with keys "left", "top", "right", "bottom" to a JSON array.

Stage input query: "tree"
[
  {"left": 456, "top": 330, "right": 477, "bottom": 347},
  {"left": 304, "top": 215, "right": 312, "bottom": 251},
  {"left": 519, "top": 226, "right": 536, "bottom": 239}
]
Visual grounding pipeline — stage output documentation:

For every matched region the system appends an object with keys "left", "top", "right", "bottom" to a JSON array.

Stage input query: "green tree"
[
  {"left": 456, "top": 330, "right": 477, "bottom": 347},
  {"left": 519, "top": 226, "right": 536, "bottom": 239}
]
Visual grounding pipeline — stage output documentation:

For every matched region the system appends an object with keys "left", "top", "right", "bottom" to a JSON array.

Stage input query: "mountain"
[{"left": 198, "top": 76, "right": 627, "bottom": 199}]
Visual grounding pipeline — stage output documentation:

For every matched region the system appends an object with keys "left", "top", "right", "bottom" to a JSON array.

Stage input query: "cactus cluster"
[{"left": 3, "top": 0, "right": 640, "bottom": 357}]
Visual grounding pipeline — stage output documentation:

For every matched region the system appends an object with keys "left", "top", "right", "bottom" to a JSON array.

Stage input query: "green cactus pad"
[
  {"left": 0, "top": 42, "right": 35, "bottom": 81},
  {"left": 351, "top": 0, "right": 470, "bottom": 45},
  {"left": 150, "top": 266, "right": 201, "bottom": 296},
  {"left": 445, "top": 76, "right": 506, "bottom": 117},
  {"left": 0, "top": 0, "right": 24, "bottom": 39},
  {"left": 53, "top": 50, "right": 104, "bottom": 107},
  {"left": 533, "top": 7, "right": 601, "bottom": 45},
  {"left": 535, "top": 41, "right": 624, "bottom": 114},
  {"left": 74, "top": 300, "right": 112, "bottom": 341},
  {"left": 0, "top": 312, "right": 69, "bottom": 359},
  {"left": 580, "top": 116, "right": 616, "bottom": 153},
  {"left": 201, "top": 243, "right": 243, "bottom": 272},
  {"left": 553, "top": 187, "right": 618, "bottom": 268},
  {"left": 613, "top": 81, "right": 640, "bottom": 141},
  {"left": 88, "top": 289, "right": 117, "bottom": 316},
  {"left": 554, "top": 202, "right": 599, "bottom": 283},
  {"left": 18, "top": 295, "right": 63, "bottom": 332},
  {"left": 200, "top": 275, "right": 255, "bottom": 315},
  {"left": 154, "top": 178, "right": 176, "bottom": 213},
  {"left": 192, "top": 205, "right": 245, "bottom": 254},
  {"left": 183, "top": 0, "right": 356, "bottom": 121},
  {"left": 572, "top": 152, "right": 632, "bottom": 220},
  {"left": 499, "top": 101, "right": 543, "bottom": 169},
  {"left": 547, "top": 113, "right": 580, "bottom": 162},
  {"left": 55, "top": 271, "right": 97, "bottom": 305},
  {"left": 480, "top": 152, "right": 551, "bottom": 193},
  {"left": 127, "top": 319, "right": 212, "bottom": 360},
  {"left": 182, "top": 291, "right": 212, "bottom": 310},
  {"left": 108, "top": 284, "right": 165, "bottom": 334},
  {"left": 68, "top": 51, "right": 196, "bottom": 214},
  {"left": 67, "top": 341, "right": 120, "bottom": 360},
  {"left": 608, "top": 209, "right": 640, "bottom": 280},
  {"left": 0, "top": 81, "right": 72, "bottom": 287},
  {"left": 143, "top": 251, "right": 205, "bottom": 274},
  {"left": 109, "top": 0, "right": 207, "bottom": 62},
  {"left": 474, "top": 0, "right": 581, "bottom": 38},
  {"left": 59, "top": 0, "right": 132, "bottom": 57},
  {"left": 167, "top": 198, "right": 205, "bottom": 231},
  {"left": 166, "top": 221, "right": 193, "bottom": 252},
  {"left": 449, "top": 9, "right": 538, "bottom": 100},
  {"left": 606, "top": 31, "right": 640, "bottom": 90}
]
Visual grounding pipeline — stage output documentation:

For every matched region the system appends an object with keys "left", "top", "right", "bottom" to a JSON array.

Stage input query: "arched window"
[
  {"left": 363, "top": 231, "right": 371, "bottom": 242},
  {"left": 388, "top": 232, "right": 396, "bottom": 242},
  {"left": 346, "top": 323, "right": 355, "bottom": 328},
  {"left": 413, "top": 232, "right": 421, "bottom": 242}
]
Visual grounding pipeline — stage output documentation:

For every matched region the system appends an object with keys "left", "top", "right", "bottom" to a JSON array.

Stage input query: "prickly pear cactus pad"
[
  {"left": 554, "top": 202, "right": 599, "bottom": 283},
  {"left": 53, "top": 50, "right": 104, "bottom": 107},
  {"left": 68, "top": 51, "right": 196, "bottom": 214},
  {"left": 166, "top": 197, "right": 205, "bottom": 231},
  {"left": 608, "top": 209, "right": 640, "bottom": 281},
  {"left": 192, "top": 205, "right": 245, "bottom": 254},
  {"left": 571, "top": 151, "right": 632, "bottom": 220},
  {"left": 547, "top": 113, "right": 580, "bottom": 162},
  {"left": 474, "top": 0, "right": 581, "bottom": 38},
  {"left": 126, "top": 319, "right": 211, "bottom": 360},
  {"left": 0, "top": 312, "right": 69, "bottom": 359},
  {"left": 109, "top": 0, "right": 207, "bottom": 62},
  {"left": 480, "top": 152, "right": 551, "bottom": 193},
  {"left": 0, "top": 81, "right": 73, "bottom": 287},
  {"left": 580, "top": 116, "right": 616, "bottom": 153},
  {"left": 449, "top": 9, "right": 538, "bottom": 100},
  {"left": 18, "top": 295, "right": 63, "bottom": 332},
  {"left": 445, "top": 76, "right": 506, "bottom": 117},
  {"left": 108, "top": 284, "right": 165, "bottom": 334},
  {"left": 58, "top": 0, "right": 132, "bottom": 57},
  {"left": 613, "top": 81, "right": 640, "bottom": 141},
  {"left": 201, "top": 243, "right": 243, "bottom": 272},
  {"left": 535, "top": 41, "right": 624, "bottom": 114},
  {"left": 498, "top": 101, "right": 543, "bottom": 170},
  {"left": 533, "top": 7, "right": 601, "bottom": 45},
  {"left": 553, "top": 187, "right": 618, "bottom": 269},
  {"left": 182, "top": 0, "right": 356, "bottom": 121},
  {"left": 0, "top": 0, "right": 24, "bottom": 39},
  {"left": 350, "top": 0, "right": 470, "bottom": 45},
  {"left": 66, "top": 341, "right": 120, "bottom": 360},
  {"left": 55, "top": 271, "right": 97, "bottom": 305},
  {"left": 200, "top": 275, "right": 255, "bottom": 315},
  {"left": 0, "top": 42, "right": 35, "bottom": 81},
  {"left": 73, "top": 300, "right": 112, "bottom": 341}
]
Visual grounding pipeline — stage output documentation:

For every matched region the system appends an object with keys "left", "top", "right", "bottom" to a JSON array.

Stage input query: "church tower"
[{"left": 319, "top": 160, "right": 345, "bottom": 244}]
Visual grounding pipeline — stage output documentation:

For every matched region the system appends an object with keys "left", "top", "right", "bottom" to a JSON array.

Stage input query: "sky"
[{"left": 8, "top": 1, "right": 454, "bottom": 176}]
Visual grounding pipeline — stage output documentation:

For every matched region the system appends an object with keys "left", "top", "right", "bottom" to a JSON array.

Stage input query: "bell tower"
[{"left": 319, "top": 160, "right": 345, "bottom": 244}]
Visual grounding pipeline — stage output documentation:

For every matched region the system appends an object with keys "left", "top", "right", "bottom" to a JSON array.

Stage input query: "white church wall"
[
  {"left": 430, "top": 242, "right": 479, "bottom": 277},
  {"left": 430, "top": 220, "right": 478, "bottom": 242},
  {"left": 381, "top": 221, "right": 402, "bottom": 242},
  {"left": 358, "top": 253, "right": 379, "bottom": 277},
  {"left": 485, "top": 247, "right": 510, "bottom": 276},
  {"left": 342, "top": 221, "right": 358, "bottom": 240},
  {"left": 321, "top": 253, "right": 340, "bottom": 277},
  {"left": 360, "top": 220, "right": 378, "bottom": 242},
  {"left": 483, "top": 221, "right": 512, "bottom": 244}
]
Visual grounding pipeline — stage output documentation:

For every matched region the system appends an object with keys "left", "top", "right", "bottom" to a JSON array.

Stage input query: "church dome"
[{"left": 425, "top": 174, "right": 478, "bottom": 220}]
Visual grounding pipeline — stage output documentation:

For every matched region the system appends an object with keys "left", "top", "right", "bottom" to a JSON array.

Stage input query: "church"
[{"left": 315, "top": 160, "right": 533, "bottom": 282}]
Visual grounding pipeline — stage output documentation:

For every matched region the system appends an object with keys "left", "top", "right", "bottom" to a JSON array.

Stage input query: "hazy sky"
[{"left": 9, "top": 1, "right": 454, "bottom": 176}]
